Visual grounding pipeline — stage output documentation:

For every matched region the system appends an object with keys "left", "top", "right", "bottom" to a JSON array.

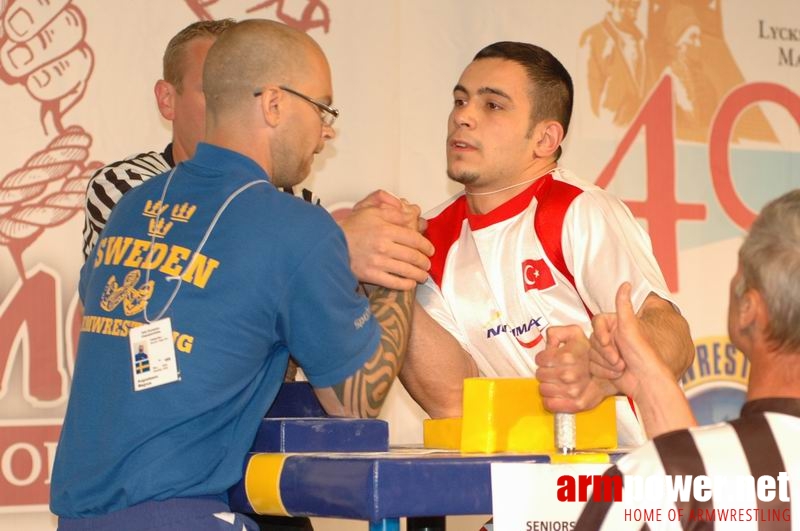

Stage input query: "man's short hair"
[
  {"left": 473, "top": 41, "right": 574, "bottom": 160},
  {"left": 203, "top": 19, "right": 319, "bottom": 119},
  {"left": 738, "top": 189, "right": 800, "bottom": 351},
  {"left": 163, "top": 19, "right": 236, "bottom": 91}
]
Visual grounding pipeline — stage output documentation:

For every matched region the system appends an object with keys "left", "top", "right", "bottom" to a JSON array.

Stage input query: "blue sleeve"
[
  {"left": 78, "top": 259, "right": 91, "bottom": 304},
  {"left": 278, "top": 225, "right": 381, "bottom": 388}
]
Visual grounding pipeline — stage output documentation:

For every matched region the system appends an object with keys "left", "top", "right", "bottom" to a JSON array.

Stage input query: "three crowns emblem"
[{"left": 141, "top": 201, "right": 197, "bottom": 238}]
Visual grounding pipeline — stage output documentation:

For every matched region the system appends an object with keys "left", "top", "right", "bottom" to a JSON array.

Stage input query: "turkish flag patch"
[{"left": 521, "top": 259, "right": 555, "bottom": 291}]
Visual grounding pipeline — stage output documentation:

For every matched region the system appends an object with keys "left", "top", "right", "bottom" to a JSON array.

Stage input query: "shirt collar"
[
  {"left": 163, "top": 143, "right": 175, "bottom": 168},
  {"left": 467, "top": 172, "right": 553, "bottom": 231},
  {"left": 741, "top": 398, "right": 800, "bottom": 418},
  {"left": 186, "top": 143, "right": 271, "bottom": 183}
]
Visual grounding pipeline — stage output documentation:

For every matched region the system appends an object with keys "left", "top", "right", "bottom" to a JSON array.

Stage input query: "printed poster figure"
[
  {"left": 579, "top": 0, "right": 649, "bottom": 126},
  {"left": 184, "top": 0, "right": 331, "bottom": 33},
  {"left": 580, "top": 0, "right": 777, "bottom": 143},
  {"left": 0, "top": 0, "right": 99, "bottom": 285},
  {"left": 0, "top": 0, "right": 94, "bottom": 134},
  {"left": 134, "top": 343, "right": 151, "bottom": 375}
]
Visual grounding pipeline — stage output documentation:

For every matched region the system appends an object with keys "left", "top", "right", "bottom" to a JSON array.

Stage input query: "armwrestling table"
[
  {"left": 231, "top": 382, "right": 620, "bottom": 530},
  {"left": 229, "top": 447, "right": 551, "bottom": 530}
]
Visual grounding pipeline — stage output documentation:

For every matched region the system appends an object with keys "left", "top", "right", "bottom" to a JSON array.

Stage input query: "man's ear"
[
  {"left": 532, "top": 120, "right": 564, "bottom": 159},
  {"left": 747, "top": 289, "right": 773, "bottom": 338},
  {"left": 736, "top": 289, "right": 765, "bottom": 333},
  {"left": 257, "top": 85, "right": 284, "bottom": 128},
  {"left": 154, "top": 80, "right": 177, "bottom": 121}
]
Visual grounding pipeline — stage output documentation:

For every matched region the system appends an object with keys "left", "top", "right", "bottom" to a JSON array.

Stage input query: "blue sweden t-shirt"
[{"left": 50, "top": 144, "right": 380, "bottom": 517}]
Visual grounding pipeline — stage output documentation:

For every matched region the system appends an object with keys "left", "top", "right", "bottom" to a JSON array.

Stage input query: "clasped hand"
[{"left": 338, "top": 190, "right": 434, "bottom": 291}]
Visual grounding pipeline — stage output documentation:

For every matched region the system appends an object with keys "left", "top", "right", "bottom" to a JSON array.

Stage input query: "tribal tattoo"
[{"left": 331, "top": 286, "right": 415, "bottom": 417}]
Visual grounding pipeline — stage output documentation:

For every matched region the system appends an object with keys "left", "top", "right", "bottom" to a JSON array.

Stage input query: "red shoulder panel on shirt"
[
  {"left": 532, "top": 174, "right": 587, "bottom": 313},
  {"left": 424, "top": 196, "right": 469, "bottom": 288}
]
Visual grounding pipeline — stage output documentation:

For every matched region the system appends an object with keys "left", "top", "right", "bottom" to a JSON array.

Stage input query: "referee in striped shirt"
[
  {"left": 575, "top": 190, "right": 800, "bottom": 530},
  {"left": 82, "top": 20, "right": 234, "bottom": 260}
]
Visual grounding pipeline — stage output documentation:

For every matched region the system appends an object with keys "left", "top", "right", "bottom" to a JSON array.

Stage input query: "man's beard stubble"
[
  {"left": 271, "top": 142, "right": 310, "bottom": 189},
  {"left": 447, "top": 168, "right": 480, "bottom": 186}
]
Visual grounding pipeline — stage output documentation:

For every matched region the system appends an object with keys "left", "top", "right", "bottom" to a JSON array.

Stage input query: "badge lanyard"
[
  {"left": 129, "top": 165, "right": 268, "bottom": 391},
  {"left": 142, "top": 166, "right": 269, "bottom": 323}
]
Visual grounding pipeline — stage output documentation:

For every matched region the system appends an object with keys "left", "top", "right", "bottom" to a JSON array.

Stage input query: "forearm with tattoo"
[{"left": 329, "top": 286, "right": 415, "bottom": 418}]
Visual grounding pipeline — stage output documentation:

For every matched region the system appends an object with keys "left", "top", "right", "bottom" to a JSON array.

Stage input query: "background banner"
[{"left": 0, "top": 1, "right": 797, "bottom": 527}]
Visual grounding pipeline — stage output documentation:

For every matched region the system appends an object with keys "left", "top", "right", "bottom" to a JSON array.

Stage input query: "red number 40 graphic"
[{"left": 596, "top": 76, "right": 800, "bottom": 292}]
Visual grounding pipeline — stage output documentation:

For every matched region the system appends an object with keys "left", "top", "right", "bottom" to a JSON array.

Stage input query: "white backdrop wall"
[{"left": 0, "top": 1, "right": 797, "bottom": 528}]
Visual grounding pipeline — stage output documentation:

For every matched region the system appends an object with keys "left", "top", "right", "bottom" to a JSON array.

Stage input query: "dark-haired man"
[
  {"left": 83, "top": 19, "right": 234, "bottom": 260},
  {"left": 400, "top": 42, "right": 693, "bottom": 442}
]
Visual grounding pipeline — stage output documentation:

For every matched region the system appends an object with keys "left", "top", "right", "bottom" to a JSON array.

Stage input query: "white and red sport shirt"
[{"left": 418, "top": 168, "right": 675, "bottom": 443}]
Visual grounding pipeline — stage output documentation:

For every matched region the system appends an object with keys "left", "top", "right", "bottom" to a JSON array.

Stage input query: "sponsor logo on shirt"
[
  {"left": 354, "top": 307, "right": 372, "bottom": 330},
  {"left": 486, "top": 315, "right": 550, "bottom": 349}
]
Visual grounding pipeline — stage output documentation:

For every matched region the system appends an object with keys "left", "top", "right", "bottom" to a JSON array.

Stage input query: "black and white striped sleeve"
[
  {"left": 82, "top": 151, "right": 171, "bottom": 260},
  {"left": 576, "top": 413, "right": 795, "bottom": 531}
]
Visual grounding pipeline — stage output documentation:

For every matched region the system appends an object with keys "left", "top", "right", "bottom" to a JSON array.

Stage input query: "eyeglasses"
[{"left": 253, "top": 85, "right": 339, "bottom": 127}]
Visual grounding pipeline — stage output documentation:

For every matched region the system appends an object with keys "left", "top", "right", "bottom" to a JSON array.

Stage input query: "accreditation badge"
[{"left": 129, "top": 318, "right": 180, "bottom": 391}]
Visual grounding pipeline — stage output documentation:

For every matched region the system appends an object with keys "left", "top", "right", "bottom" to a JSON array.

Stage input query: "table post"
[{"left": 369, "top": 518, "right": 400, "bottom": 531}]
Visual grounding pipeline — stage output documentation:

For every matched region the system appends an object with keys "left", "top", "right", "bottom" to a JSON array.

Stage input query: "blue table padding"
[
  {"left": 230, "top": 450, "right": 553, "bottom": 521},
  {"left": 251, "top": 418, "right": 389, "bottom": 453}
]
